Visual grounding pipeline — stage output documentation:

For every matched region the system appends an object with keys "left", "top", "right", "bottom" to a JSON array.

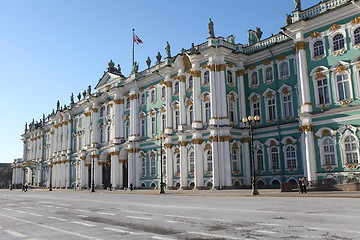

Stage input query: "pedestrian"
[
  {"left": 22, "top": 184, "right": 25, "bottom": 192},
  {"left": 298, "top": 178, "right": 303, "bottom": 193},
  {"left": 129, "top": 183, "right": 133, "bottom": 191},
  {"left": 25, "top": 184, "right": 28, "bottom": 192},
  {"left": 302, "top": 176, "right": 308, "bottom": 193},
  {"left": 109, "top": 183, "right": 112, "bottom": 191}
]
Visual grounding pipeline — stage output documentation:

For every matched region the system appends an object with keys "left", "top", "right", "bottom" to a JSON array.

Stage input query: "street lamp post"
[
  {"left": 242, "top": 115, "right": 260, "bottom": 195},
  {"left": 158, "top": 133, "right": 166, "bottom": 194},
  {"left": 49, "top": 162, "right": 53, "bottom": 191},
  {"left": 91, "top": 150, "right": 96, "bottom": 192}
]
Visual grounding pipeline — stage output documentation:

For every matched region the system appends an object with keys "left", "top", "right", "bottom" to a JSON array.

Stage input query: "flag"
[{"left": 133, "top": 33, "right": 143, "bottom": 44}]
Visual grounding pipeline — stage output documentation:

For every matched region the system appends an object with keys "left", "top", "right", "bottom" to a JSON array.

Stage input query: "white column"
[
  {"left": 222, "top": 138, "right": 232, "bottom": 187},
  {"left": 208, "top": 63, "right": 219, "bottom": 126},
  {"left": 191, "top": 68, "right": 202, "bottom": 129},
  {"left": 178, "top": 74, "right": 187, "bottom": 131},
  {"left": 242, "top": 137, "right": 251, "bottom": 186},
  {"left": 295, "top": 41, "right": 312, "bottom": 113},
  {"left": 113, "top": 95, "right": 122, "bottom": 144},
  {"left": 165, "top": 140, "right": 173, "bottom": 188},
  {"left": 211, "top": 138, "right": 221, "bottom": 188},
  {"left": 165, "top": 75, "right": 173, "bottom": 135},
  {"left": 84, "top": 109, "right": 91, "bottom": 148},
  {"left": 129, "top": 90, "right": 139, "bottom": 141},
  {"left": 66, "top": 161, "right": 70, "bottom": 188},
  {"left": 193, "top": 133, "right": 204, "bottom": 188},
  {"left": 301, "top": 124, "right": 317, "bottom": 182},
  {"left": 179, "top": 135, "right": 188, "bottom": 189},
  {"left": 80, "top": 158, "right": 87, "bottom": 188},
  {"left": 91, "top": 103, "right": 100, "bottom": 147}
]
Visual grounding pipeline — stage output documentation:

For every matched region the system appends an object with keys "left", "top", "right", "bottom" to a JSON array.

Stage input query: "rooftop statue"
[
  {"left": 156, "top": 52, "right": 162, "bottom": 64},
  {"left": 208, "top": 18, "right": 215, "bottom": 38},
  {"left": 87, "top": 85, "right": 91, "bottom": 95},
  {"left": 117, "top": 64, "right": 122, "bottom": 76},
  {"left": 146, "top": 57, "right": 151, "bottom": 69},
  {"left": 107, "top": 60, "right": 116, "bottom": 73},
  {"left": 132, "top": 61, "right": 139, "bottom": 73},
  {"left": 189, "top": 43, "right": 196, "bottom": 54},
  {"left": 165, "top": 41, "right": 171, "bottom": 58},
  {"left": 82, "top": 90, "right": 86, "bottom": 98},
  {"left": 70, "top": 93, "right": 74, "bottom": 104},
  {"left": 57, "top": 100, "right": 60, "bottom": 110},
  {"left": 77, "top": 93, "right": 81, "bottom": 101},
  {"left": 294, "top": 0, "right": 301, "bottom": 11},
  {"left": 255, "top": 27, "right": 263, "bottom": 41},
  {"left": 286, "top": 14, "right": 292, "bottom": 25}
]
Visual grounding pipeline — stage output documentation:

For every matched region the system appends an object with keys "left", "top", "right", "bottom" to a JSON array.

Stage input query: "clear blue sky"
[{"left": 0, "top": 0, "right": 319, "bottom": 163}]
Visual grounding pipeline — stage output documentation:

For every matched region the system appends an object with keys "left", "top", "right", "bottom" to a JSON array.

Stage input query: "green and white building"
[{"left": 14, "top": 0, "right": 360, "bottom": 189}]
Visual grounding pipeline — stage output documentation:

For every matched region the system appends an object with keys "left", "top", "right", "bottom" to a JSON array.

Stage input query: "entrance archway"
[{"left": 102, "top": 154, "right": 111, "bottom": 189}]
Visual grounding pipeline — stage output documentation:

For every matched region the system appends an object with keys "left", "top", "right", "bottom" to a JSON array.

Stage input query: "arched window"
[
  {"left": 204, "top": 101, "right": 211, "bottom": 123},
  {"left": 344, "top": 135, "right": 358, "bottom": 164},
  {"left": 206, "top": 150, "right": 212, "bottom": 172},
  {"left": 255, "top": 149, "right": 264, "bottom": 170},
  {"left": 124, "top": 120, "right": 130, "bottom": 139},
  {"left": 333, "top": 34, "right": 345, "bottom": 51},
  {"left": 279, "top": 62, "right": 289, "bottom": 78},
  {"left": 161, "top": 113, "right": 166, "bottom": 132},
  {"left": 265, "top": 67, "right": 273, "bottom": 83},
  {"left": 231, "top": 149, "right": 240, "bottom": 171},
  {"left": 188, "top": 76, "right": 193, "bottom": 90},
  {"left": 323, "top": 138, "right": 336, "bottom": 165},
  {"left": 140, "top": 93, "right": 146, "bottom": 105},
  {"left": 174, "top": 109, "right": 180, "bottom": 130},
  {"left": 161, "top": 86, "right": 166, "bottom": 98},
  {"left": 188, "top": 105, "right": 193, "bottom": 125},
  {"left": 140, "top": 155, "right": 146, "bottom": 176},
  {"left": 140, "top": 118, "right": 146, "bottom": 137},
  {"left": 336, "top": 73, "right": 351, "bottom": 101},
  {"left": 189, "top": 151, "right": 195, "bottom": 173},
  {"left": 175, "top": 153, "right": 180, "bottom": 174},
  {"left": 99, "top": 107, "right": 104, "bottom": 117},
  {"left": 150, "top": 89, "right": 156, "bottom": 103},
  {"left": 270, "top": 147, "right": 279, "bottom": 170},
  {"left": 126, "top": 98, "right": 130, "bottom": 109},
  {"left": 313, "top": 40, "right": 325, "bottom": 57},
  {"left": 227, "top": 70, "right": 234, "bottom": 85},
  {"left": 286, "top": 146, "right": 297, "bottom": 169},
  {"left": 150, "top": 153, "right": 156, "bottom": 175},
  {"left": 100, "top": 128, "right": 103, "bottom": 143},
  {"left": 228, "top": 101, "right": 236, "bottom": 123},
  {"left": 107, "top": 126, "right": 111, "bottom": 142},
  {"left": 250, "top": 72, "right": 258, "bottom": 86},
  {"left": 354, "top": 27, "right": 360, "bottom": 45},
  {"left": 174, "top": 81, "right": 179, "bottom": 95},
  {"left": 151, "top": 115, "right": 156, "bottom": 136},
  {"left": 106, "top": 105, "right": 111, "bottom": 115},
  {"left": 203, "top": 71, "right": 210, "bottom": 85},
  {"left": 317, "top": 77, "right": 330, "bottom": 105}
]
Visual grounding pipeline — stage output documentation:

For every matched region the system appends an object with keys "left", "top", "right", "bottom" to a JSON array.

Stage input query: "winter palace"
[{"left": 12, "top": 0, "right": 360, "bottom": 190}]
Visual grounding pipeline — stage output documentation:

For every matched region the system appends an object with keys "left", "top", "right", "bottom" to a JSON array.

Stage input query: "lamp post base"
[{"left": 251, "top": 184, "right": 259, "bottom": 195}]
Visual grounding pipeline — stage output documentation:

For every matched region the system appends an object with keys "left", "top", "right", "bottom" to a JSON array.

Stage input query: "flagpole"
[{"left": 132, "top": 29, "right": 135, "bottom": 70}]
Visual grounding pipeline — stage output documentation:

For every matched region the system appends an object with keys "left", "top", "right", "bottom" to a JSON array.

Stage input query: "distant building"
[
  {"left": 17, "top": 0, "right": 360, "bottom": 190},
  {"left": 0, "top": 163, "right": 12, "bottom": 188}
]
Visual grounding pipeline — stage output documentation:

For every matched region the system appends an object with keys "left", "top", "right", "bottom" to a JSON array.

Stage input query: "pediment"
[{"left": 95, "top": 72, "right": 123, "bottom": 90}]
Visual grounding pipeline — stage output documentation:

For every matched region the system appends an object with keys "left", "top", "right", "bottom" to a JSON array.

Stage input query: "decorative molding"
[
  {"left": 164, "top": 143, "right": 173, "bottom": 148},
  {"left": 192, "top": 138, "right": 203, "bottom": 144},
  {"left": 165, "top": 81, "right": 172, "bottom": 87},
  {"left": 178, "top": 141, "right": 188, "bottom": 146},
  {"left": 351, "top": 17, "right": 360, "bottom": 25},
  {"left": 263, "top": 59, "right": 271, "bottom": 65},
  {"left": 114, "top": 99, "right": 124, "bottom": 104},
  {"left": 248, "top": 65, "right": 256, "bottom": 70},
  {"left": 299, "top": 124, "right": 314, "bottom": 132},
  {"left": 295, "top": 41, "right": 306, "bottom": 51},
  {"left": 237, "top": 69, "right": 245, "bottom": 77},
  {"left": 310, "top": 31, "right": 321, "bottom": 39},
  {"left": 330, "top": 23, "right": 340, "bottom": 31}
]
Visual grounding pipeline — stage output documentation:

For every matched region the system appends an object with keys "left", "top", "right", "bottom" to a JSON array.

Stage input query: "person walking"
[
  {"left": 129, "top": 183, "right": 133, "bottom": 191},
  {"left": 302, "top": 176, "right": 308, "bottom": 193},
  {"left": 298, "top": 178, "right": 303, "bottom": 193},
  {"left": 25, "top": 184, "right": 28, "bottom": 192}
]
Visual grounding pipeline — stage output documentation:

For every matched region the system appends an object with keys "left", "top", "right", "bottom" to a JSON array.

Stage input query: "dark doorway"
[
  {"left": 123, "top": 162, "right": 128, "bottom": 188},
  {"left": 102, "top": 163, "right": 111, "bottom": 189}
]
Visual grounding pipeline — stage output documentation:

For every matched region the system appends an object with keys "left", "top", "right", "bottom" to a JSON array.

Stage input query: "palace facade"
[{"left": 12, "top": 0, "right": 360, "bottom": 190}]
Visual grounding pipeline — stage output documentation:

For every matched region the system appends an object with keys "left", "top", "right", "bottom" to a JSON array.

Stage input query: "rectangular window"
[
  {"left": 337, "top": 74, "right": 350, "bottom": 101},
  {"left": 268, "top": 99, "right": 276, "bottom": 121},
  {"left": 317, "top": 78, "right": 330, "bottom": 104},
  {"left": 283, "top": 95, "right": 293, "bottom": 118},
  {"left": 252, "top": 102, "right": 260, "bottom": 117}
]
